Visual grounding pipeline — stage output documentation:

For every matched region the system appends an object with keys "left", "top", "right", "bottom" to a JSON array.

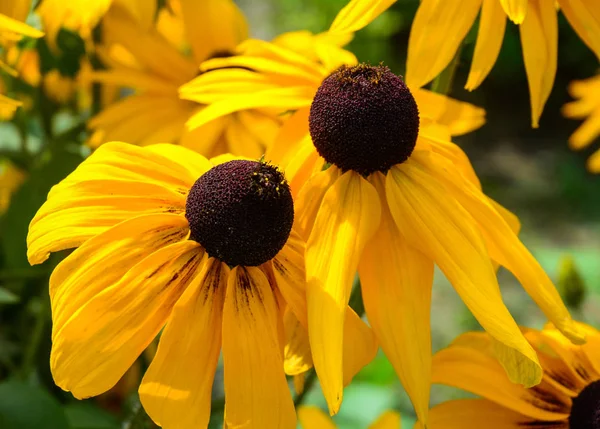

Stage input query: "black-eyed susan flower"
[
  {"left": 194, "top": 59, "right": 584, "bottom": 427},
  {"left": 181, "top": 0, "right": 485, "bottom": 146},
  {"left": 425, "top": 323, "right": 600, "bottom": 429},
  {"left": 562, "top": 73, "right": 600, "bottom": 173},
  {"left": 0, "top": 0, "right": 43, "bottom": 118},
  {"left": 87, "top": 0, "right": 281, "bottom": 157},
  {"left": 406, "top": 0, "right": 600, "bottom": 128},
  {"left": 26, "top": 142, "right": 376, "bottom": 429},
  {"left": 298, "top": 406, "right": 401, "bottom": 429}
]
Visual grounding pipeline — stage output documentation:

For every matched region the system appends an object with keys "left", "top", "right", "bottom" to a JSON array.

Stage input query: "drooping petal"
[
  {"left": 466, "top": 0, "right": 507, "bottom": 90},
  {"left": 369, "top": 411, "right": 402, "bottom": 429},
  {"left": 140, "top": 257, "right": 228, "bottom": 429},
  {"left": 559, "top": 0, "right": 600, "bottom": 60},
  {"left": 51, "top": 240, "right": 204, "bottom": 399},
  {"left": 294, "top": 167, "right": 341, "bottom": 240},
  {"left": 520, "top": 0, "right": 558, "bottom": 128},
  {"left": 386, "top": 160, "right": 541, "bottom": 387},
  {"left": 427, "top": 399, "right": 558, "bottom": 429},
  {"left": 273, "top": 233, "right": 378, "bottom": 384},
  {"left": 406, "top": 0, "right": 482, "bottom": 88},
  {"left": 266, "top": 107, "right": 311, "bottom": 167},
  {"left": 431, "top": 332, "right": 571, "bottom": 421},
  {"left": 222, "top": 267, "right": 296, "bottom": 429},
  {"left": 328, "top": 0, "right": 397, "bottom": 38},
  {"left": 49, "top": 213, "right": 190, "bottom": 333},
  {"left": 416, "top": 151, "right": 584, "bottom": 344},
  {"left": 297, "top": 406, "right": 337, "bottom": 429},
  {"left": 0, "top": 13, "right": 43, "bottom": 38},
  {"left": 179, "top": 0, "right": 248, "bottom": 65},
  {"left": 499, "top": 0, "right": 528, "bottom": 23},
  {"left": 359, "top": 172, "right": 434, "bottom": 427},
  {"left": 145, "top": 143, "right": 213, "bottom": 181},
  {"left": 306, "top": 171, "right": 381, "bottom": 414}
]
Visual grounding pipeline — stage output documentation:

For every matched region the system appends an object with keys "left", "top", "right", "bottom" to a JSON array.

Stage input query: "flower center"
[
  {"left": 308, "top": 63, "right": 420, "bottom": 176},
  {"left": 185, "top": 160, "right": 294, "bottom": 267},
  {"left": 569, "top": 380, "right": 600, "bottom": 429}
]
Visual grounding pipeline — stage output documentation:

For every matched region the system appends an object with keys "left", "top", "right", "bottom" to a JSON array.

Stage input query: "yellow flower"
[
  {"left": 88, "top": 0, "right": 280, "bottom": 158},
  {"left": 43, "top": 69, "right": 76, "bottom": 104},
  {"left": 298, "top": 406, "right": 401, "bottom": 429},
  {"left": 26, "top": 142, "right": 376, "bottom": 429},
  {"left": 562, "top": 73, "right": 600, "bottom": 172},
  {"left": 0, "top": 0, "right": 43, "bottom": 119},
  {"left": 407, "top": 0, "right": 600, "bottom": 128},
  {"left": 36, "top": 0, "right": 155, "bottom": 49},
  {"left": 0, "top": 160, "right": 25, "bottom": 213},
  {"left": 426, "top": 323, "right": 600, "bottom": 429}
]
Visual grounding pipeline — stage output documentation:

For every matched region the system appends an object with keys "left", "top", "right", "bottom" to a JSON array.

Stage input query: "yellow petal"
[
  {"left": 428, "top": 398, "right": 540, "bottom": 429},
  {"left": 306, "top": 171, "right": 381, "bottom": 414},
  {"left": 295, "top": 167, "right": 341, "bottom": 240},
  {"left": 179, "top": 0, "right": 248, "bottom": 65},
  {"left": 266, "top": 107, "right": 310, "bottom": 167},
  {"left": 369, "top": 411, "right": 401, "bottom": 429},
  {"left": 298, "top": 406, "right": 337, "bottom": 429},
  {"left": 222, "top": 267, "right": 296, "bottom": 429},
  {"left": 588, "top": 148, "right": 600, "bottom": 172},
  {"left": 51, "top": 240, "right": 204, "bottom": 398},
  {"left": 274, "top": 233, "right": 378, "bottom": 384},
  {"left": 499, "top": 0, "right": 528, "bottom": 23},
  {"left": 406, "top": 0, "right": 482, "bottom": 88},
  {"left": 359, "top": 172, "right": 433, "bottom": 426},
  {"left": 145, "top": 144, "right": 213, "bottom": 181},
  {"left": 431, "top": 332, "right": 570, "bottom": 421},
  {"left": 224, "top": 113, "right": 265, "bottom": 158},
  {"left": 559, "top": 0, "right": 600, "bottom": 60},
  {"left": 386, "top": 160, "right": 541, "bottom": 387},
  {"left": 412, "top": 88, "right": 486, "bottom": 136},
  {"left": 27, "top": 181, "right": 186, "bottom": 265},
  {"left": 0, "top": 1, "right": 32, "bottom": 22},
  {"left": 111, "top": 0, "right": 156, "bottom": 29},
  {"left": 0, "top": 13, "right": 43, "bottom": 39},
  {"left": 48, "top": 213, "right": 189, "bottom": 332},
  {"left": 466, "top": 0, "right": 507, "bottom": 90},
  {"left": 186, "top": 87, "right": 314, "bottom": 131},
  {"left": 520, "top": 0, "right": 558, "bottom": 128},
  {"left": 418, "top": 151, "right": 584, "bottom": 344},
  {"left": 328, "top": 0, "right": 397, "bottom": 37},
  {"left": 140, "top": 257, "right": 228, "bottom": 429}
]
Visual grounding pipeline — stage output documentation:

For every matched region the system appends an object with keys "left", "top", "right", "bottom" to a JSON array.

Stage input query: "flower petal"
[
  {"left": 369, "top": 411, "right": 402, "bottom": 429},
  {"left": 273, "top": 233, "right": 378, "bottom": 384},
  {"left": 428, "top": 399, "right": 558, "bottom": 429},
  {"left": 499, "top": 0, "right": 528, "bottom": 23},
  {"left": 51, "top": 239, "right": 204, "bottom": 398},
  {"left": 145, "top": 144, "right": 213, "bottom": 182},
  {"left": 406, "top": 0, "right": 482, "bottom": 88},
  {"left": 386, "top": 160, "right": 541, "bottom": 387},
  {"left": 416, "top": 151, "right": 584, "bottom": 344},
  {"left": 306, "top": 171, "right": 381, "bottom": 414},
  {"left": 49, "top": 213, "right": 189, "bottom": 333},
  {"left": 140, "top": 256, "right": 229, "bottom": 429},
  {"left": 466, "top": 0, "right": 506, "bottom": 90},
  {"left": 27, "top": 180, "right": 186, "bottom": 265},
  {"left": 328, "top": 0, "right": 396, "bottom": 37},
  {"left": 559, "top": 0, "right": 600, "bottom": 60},
  {"left": 222, "top": 267, "right": 296, "bottom": 429},
  {"left": 298, "top": 406, "right": 337, "bottom": 429},
  {"left": 431, "top": 332, "right": 571, "bottom": 421},
  {"left": 359, "top": 172, "right": 433, "bottom": 426},
  {"left": 520, "top": 0, "right": 558, "bottom": 127},
  {"left": 412, "top": 88, "right": 486, "bottom": 136},
  {"left": 179, "top": 0, "right": 248, "bottom": 65}
]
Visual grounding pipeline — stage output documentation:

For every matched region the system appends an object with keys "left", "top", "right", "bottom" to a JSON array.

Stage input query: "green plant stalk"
[
  {"left": 20, "top": 294, "right": 49, "bottom": 379},
  {"left": 430, "top": 47, "right": 462, "bottom": 96}
]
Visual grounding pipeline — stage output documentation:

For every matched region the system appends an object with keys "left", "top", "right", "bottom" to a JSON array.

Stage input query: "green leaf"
[
  {"left": 0, "top": 287, "right": 19, "bottom": 304},
  {"left": 64, "top": 403, "right": 120, "bottom": 429},
  {"left": 0, "top": 380, "right": 70, "bottom": 429}
]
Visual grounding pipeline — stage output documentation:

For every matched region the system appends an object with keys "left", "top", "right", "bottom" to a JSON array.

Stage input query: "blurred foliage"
[{"left": 1, "top": 0, "right": 600, "bottom": 428}]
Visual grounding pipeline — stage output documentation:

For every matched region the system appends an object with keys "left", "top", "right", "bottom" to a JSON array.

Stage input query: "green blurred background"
[{"left": 1, "top": 1, "right": 599, "bottom": 428}]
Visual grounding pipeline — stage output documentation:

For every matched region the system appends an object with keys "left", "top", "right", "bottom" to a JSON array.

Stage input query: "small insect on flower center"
[
  {"left": 185, "top": 160, "right": 294, "bottom": 267},
  {"left": 569, "top": 379, "right": 600, "bottom": 429},
  {"left": 309, "top": 63, "right": 420, "bottom": 176}
]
